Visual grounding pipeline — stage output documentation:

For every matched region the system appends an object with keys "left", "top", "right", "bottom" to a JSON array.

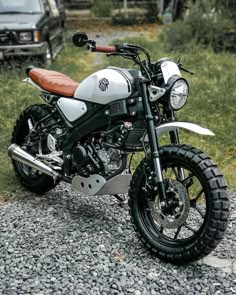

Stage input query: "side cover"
[
  {"left": 57, "top": 97, "right": 87, "bottom": 122},
  {"left": 74, "top": 68, "right": 132, "bottom": 104}
]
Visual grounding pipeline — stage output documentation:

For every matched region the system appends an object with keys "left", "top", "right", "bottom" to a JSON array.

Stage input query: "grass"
[{"left": 0, "top": 31, "right": 235, "bottom": 199}]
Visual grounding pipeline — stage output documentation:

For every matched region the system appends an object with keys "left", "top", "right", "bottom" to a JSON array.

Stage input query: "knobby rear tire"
[
  {"left": 11, "top": 104, "right": 59, "bottom": 195},
  {"left": 128, "top": 144, "right": 229, "bottom": 264}
]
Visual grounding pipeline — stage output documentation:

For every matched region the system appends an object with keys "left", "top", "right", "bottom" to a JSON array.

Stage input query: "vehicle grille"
[{"left": 0, "top": 31, "right": 18, "bottom": 45}]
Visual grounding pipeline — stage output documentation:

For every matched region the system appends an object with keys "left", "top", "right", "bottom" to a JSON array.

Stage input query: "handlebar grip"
[{"left": 92, "top": 45, "right": 117, "bottom": 53}]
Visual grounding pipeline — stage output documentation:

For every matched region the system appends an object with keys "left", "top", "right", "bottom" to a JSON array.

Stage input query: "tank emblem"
[{"left": 99, "top": 78, "right": 109, "bottom": 91}]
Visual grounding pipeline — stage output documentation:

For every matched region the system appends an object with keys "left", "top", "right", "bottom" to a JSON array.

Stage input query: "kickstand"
[{"left": 113, "top": 194, "right": 128, "bottom": 207}]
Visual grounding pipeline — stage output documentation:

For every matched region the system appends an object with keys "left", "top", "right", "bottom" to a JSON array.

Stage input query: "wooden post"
[
  {"left": 157, "top": 0, "right": 164, "bottom": 20},
  {"left": 158, "top": 0, "right": 164, "bottom": 14},
  {"left": 124, "top": 0, "right": 128, "bottom": 18}
]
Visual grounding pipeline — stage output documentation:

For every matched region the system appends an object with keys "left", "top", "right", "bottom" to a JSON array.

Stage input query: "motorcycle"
[{"left": 8, "top": 32, "right": 229, "bottom": 264}]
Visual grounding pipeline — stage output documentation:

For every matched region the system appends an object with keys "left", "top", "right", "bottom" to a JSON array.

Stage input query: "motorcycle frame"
[
  {"left": 51, "top": 80, "right": 172, "bottom": 204},
  {"left": 38, "top": 77, "right": 179, "bottom": 204},
  {"left": 58, "top": 97, "right": 144, "bottom": 177},
  {"left": 22, "top": 50, "right": 214, "bottom": 203}
]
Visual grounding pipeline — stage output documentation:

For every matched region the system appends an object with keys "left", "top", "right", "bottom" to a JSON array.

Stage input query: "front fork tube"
[
  {"left": 169, "top": 123, "right": 185, "bottom": 181},
  {"left": 141, "top": 81, "right": 167, "bottom": 203},
  {"left": 168, "top": 109, "right": 180, "bottom": 144}
]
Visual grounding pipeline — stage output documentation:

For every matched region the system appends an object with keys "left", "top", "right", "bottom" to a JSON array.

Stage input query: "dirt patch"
[{"left": 0, "top": 195, "right": 9, "bottom": 204}]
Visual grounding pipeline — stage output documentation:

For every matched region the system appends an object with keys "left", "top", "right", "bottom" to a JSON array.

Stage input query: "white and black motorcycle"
[{"left": 8, "top": 32, "right": 229, "bottom": 264}]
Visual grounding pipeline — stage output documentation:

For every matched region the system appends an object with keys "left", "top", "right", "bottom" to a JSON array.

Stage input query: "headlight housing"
[
  {"left": 169, "top": 78, "right": 189, "bottom": 110},
  {"left": 19, "top": 32, "right": 32, "bottom": 42}
]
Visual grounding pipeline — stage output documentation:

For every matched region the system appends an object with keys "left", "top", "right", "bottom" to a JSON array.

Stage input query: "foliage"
[
  {"left": 112, "top": 6, "right": 158, "bottom": 25},
  {"left": 112, "top": 14, "right": 145, "bottom": 26},
  {"left": 91, "top": 0, "right": 113, "bottom": 17},
  {"left": 160, "top": 2, "right": 236, "bottom": 53},
  {"left": 215, "top": 0, "right": 236, "bottom": 20},
  {"left": 144, "top": 1, "right": 159, "bottom": 23}
]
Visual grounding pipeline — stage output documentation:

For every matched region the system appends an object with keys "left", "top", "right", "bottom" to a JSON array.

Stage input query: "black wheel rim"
[{"left": 138, "top": 158, "right": 209, "bottom": 248}]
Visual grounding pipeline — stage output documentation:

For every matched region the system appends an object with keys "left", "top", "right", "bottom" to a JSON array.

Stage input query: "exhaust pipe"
[{"left": 8, "top": 144, "right": 60, "bottom": 179}]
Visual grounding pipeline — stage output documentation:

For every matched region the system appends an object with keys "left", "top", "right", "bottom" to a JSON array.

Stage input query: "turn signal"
[{"left": 33, "top": 31, "right": 41, "bottom": 42}]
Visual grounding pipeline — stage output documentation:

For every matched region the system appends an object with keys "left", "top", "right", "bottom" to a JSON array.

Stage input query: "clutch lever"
[
  {"left": 180, "top": 66, "right": 194, "bottom": 75},
  {"left": 178, "top": 60, "right": 194, "bottom": 75}
]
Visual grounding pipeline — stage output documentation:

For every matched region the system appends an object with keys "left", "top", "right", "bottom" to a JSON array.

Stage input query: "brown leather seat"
[{"left": 28, "top": 68, "right": 79, "bottom": 97}]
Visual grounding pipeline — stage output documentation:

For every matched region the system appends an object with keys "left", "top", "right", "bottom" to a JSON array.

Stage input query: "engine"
[
  {"left": 71, "top": 142, "right": 125, "bottom": 179},
  {"left": 71, "top": 121, "right": 146, "bottom": 179}
]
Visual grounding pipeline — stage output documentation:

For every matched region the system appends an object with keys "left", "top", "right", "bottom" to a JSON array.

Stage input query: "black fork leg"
[{"left": 140, "top": 80, "right": 167, "bottom": 203}]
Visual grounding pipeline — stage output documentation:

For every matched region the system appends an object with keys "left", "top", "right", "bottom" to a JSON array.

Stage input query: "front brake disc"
[{"left": 149, "top": 180, "right": 190, "bottom": 229}]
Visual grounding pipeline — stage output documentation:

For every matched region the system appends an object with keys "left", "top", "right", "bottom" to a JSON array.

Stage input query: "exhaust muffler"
[{"left": 8, "top": 144, "right": 60, "bottom": 179}]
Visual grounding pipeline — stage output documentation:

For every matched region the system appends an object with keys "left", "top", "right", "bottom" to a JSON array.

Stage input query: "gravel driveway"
[
  {"left": 0, "top": 185, "right": 235, "bottom": 295},
  {"left": 1, "top": 29, "right": 235, "bottom": 295}
]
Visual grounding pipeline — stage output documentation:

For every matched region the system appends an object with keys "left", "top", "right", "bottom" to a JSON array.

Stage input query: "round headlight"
[{"left": 170, "top": 79, "right": 189, "bottom": 110}]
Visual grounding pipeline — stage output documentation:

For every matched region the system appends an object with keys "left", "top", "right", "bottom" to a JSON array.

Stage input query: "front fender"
[{"left": 155, "top": 122, "right": 215, "bottom": 137}]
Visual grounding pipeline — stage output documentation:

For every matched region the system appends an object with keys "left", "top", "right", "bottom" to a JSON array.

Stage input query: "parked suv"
[{"left": 0, "top": 0, "right": 65, "bottom": 64}]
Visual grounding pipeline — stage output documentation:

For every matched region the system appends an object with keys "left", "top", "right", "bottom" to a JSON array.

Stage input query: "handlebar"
[
  {"left": 91, "top": 45, "right": 117, "bottom": 53},
  {"left": 72, "top": 32, "right": 151, "bottom": 78}
]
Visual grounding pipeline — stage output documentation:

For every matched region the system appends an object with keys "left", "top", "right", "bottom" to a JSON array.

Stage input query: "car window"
[{"left": 0, "top": 0, "right": 42, "bottom": 13}]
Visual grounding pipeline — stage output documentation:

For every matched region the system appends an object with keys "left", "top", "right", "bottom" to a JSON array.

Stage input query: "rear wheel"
[
  {"left": 129, "top": 144, "right": 229, "bottom": 264},
  {"left": 11, "top": 104, "right": 60, "bottom": 194}
]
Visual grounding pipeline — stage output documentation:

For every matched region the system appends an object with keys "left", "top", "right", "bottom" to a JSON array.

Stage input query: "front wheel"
[{"left": 129, "top": 144, "right": 229, "bottom": 264}]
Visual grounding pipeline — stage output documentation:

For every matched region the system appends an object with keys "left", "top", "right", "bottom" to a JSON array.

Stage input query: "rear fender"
[{"left": 23, "top": 77, "right": 46, "bottom": 92}]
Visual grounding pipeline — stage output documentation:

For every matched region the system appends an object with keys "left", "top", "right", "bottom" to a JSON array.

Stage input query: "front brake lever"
[
  {"left": 106, "top": 52, "right": 136, "bottom": 57},
  {"left": 106, "top": 53, "right": 119, "bottom": 57}
]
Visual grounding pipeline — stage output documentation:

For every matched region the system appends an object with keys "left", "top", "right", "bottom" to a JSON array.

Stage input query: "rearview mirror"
[{"left": 72, "top": 32, "right": 88, "bottom": 47}]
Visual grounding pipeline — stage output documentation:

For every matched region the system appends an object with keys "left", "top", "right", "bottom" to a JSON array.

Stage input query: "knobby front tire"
[{"left": 128, "top": 144, "right": 229, "bottom": 264}]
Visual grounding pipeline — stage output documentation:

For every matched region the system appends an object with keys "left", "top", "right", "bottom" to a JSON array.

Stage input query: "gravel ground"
[{"left": 0, "top": 185, "right": 235, "bottom": 295}]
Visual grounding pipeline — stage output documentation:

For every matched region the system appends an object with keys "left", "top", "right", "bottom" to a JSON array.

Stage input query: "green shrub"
[
  {"left": 144, "top": 2, "right": 159, "bottom": 23},
  {"left": 112, "top": 14, "right": 145, "bottom": 26},
  {"left": 215, "top": 0, "right": 236, "bottom": 20},
  {"left": 91, "top": 0, "right": 113, "bottom": 17},
  {"left": 160, "top": 2, "right": 235, "bottom": 52}
]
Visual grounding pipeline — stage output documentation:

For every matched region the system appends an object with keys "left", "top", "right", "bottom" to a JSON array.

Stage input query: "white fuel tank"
[{"left": 74, "top": 68, "right": 131, "bottom": 104}]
